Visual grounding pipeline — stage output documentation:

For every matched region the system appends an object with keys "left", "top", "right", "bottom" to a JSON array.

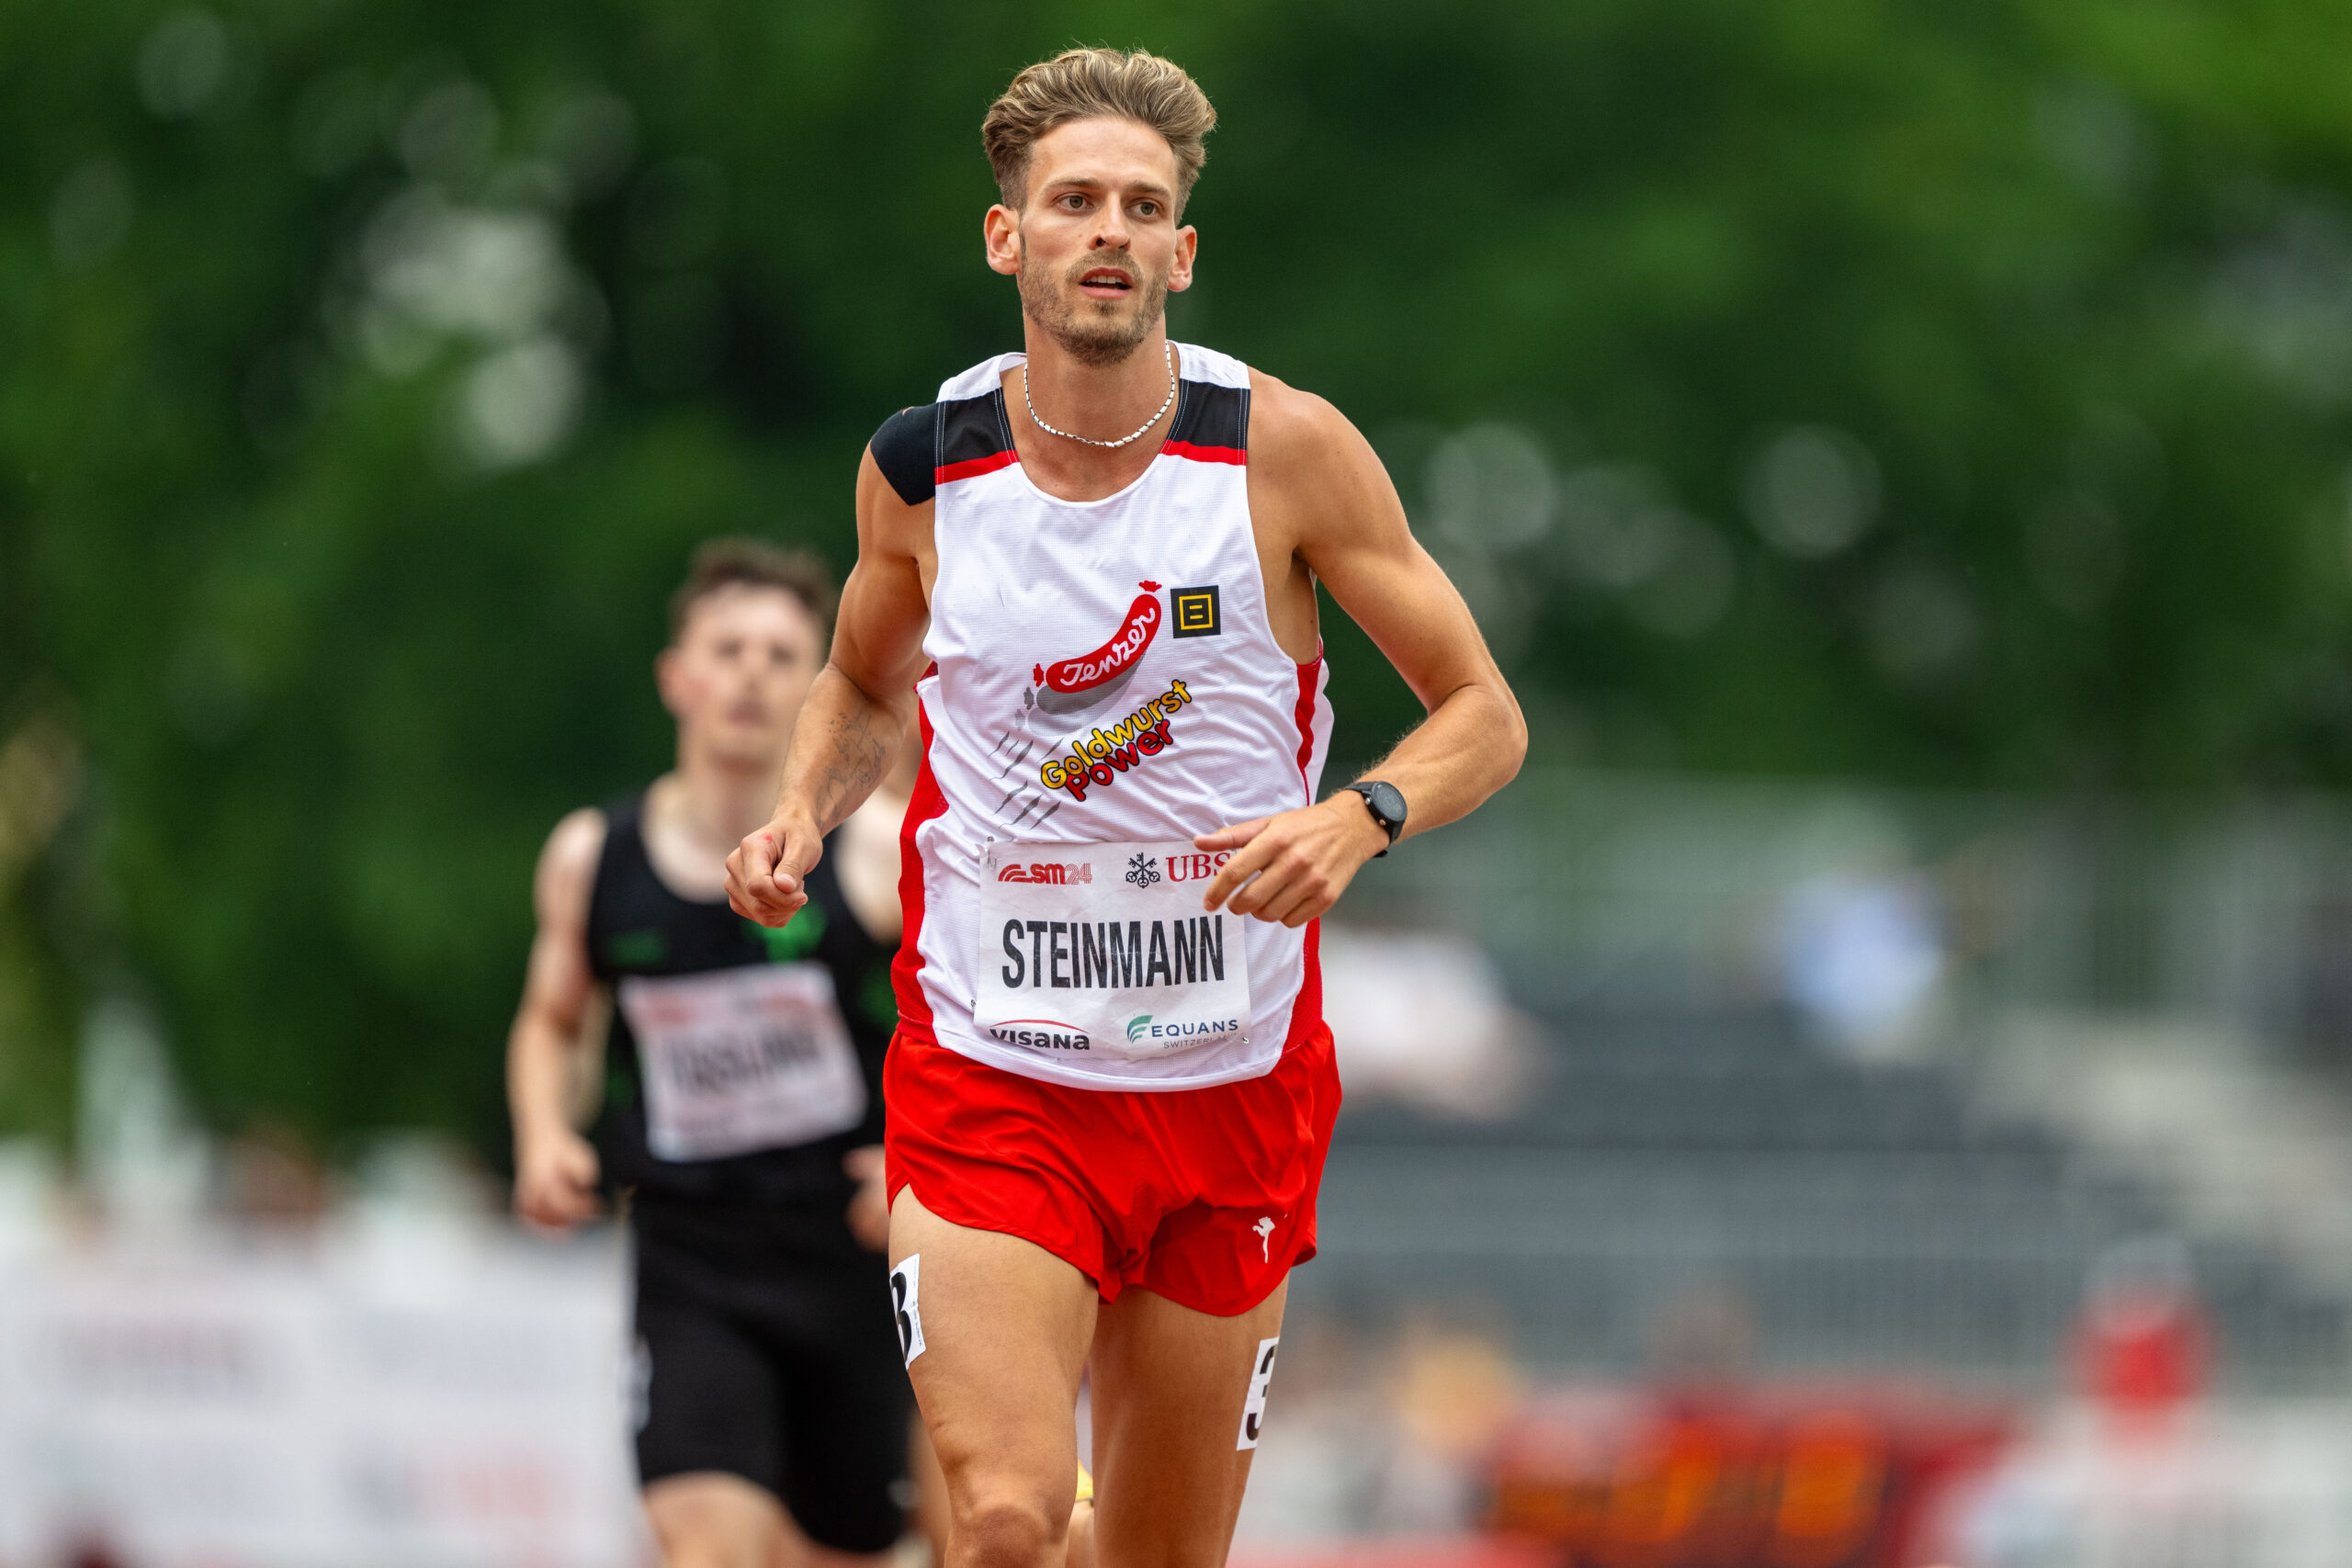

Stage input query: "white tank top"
[{"left": 888, "top": 344, "right": 1333, "bottom": 1090}]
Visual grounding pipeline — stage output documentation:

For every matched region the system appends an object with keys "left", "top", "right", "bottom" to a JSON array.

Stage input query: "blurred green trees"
[{"left": 6, "top": 0, "right": 2352, "bottom": 1145}]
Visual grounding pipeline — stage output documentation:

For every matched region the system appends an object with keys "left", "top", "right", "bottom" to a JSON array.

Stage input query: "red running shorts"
[{"left": 883, "top": 1023, "right": 1342, "bottom": 1316}]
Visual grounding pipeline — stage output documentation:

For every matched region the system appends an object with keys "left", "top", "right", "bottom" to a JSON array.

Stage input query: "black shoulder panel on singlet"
[
  {"left": 1167, "top": 379, "right": 1250, "bottom": 456},
  {"left": 938, "top": 390, "right": 1012, "bottom": 477},
  {"left": 870, "top": 404, "right": 936, "bottom": 507}
]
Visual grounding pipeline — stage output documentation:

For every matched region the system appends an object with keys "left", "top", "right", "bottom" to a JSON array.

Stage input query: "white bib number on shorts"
[
  {"left": 973, "top": 840, "right": 1250, "bottom": 1063},
  {"left": 619, "top": 964, "right": 868, "bottom": 1161}
]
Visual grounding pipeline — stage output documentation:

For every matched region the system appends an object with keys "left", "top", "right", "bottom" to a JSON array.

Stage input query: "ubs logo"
[{"left": 1125, "top": 853, "right": 1161, "bottom": 888}]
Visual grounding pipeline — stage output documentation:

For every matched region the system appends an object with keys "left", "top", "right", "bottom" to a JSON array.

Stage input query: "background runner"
[{"left": 508, "top": 539, "right": 919, "bottom": 1568}]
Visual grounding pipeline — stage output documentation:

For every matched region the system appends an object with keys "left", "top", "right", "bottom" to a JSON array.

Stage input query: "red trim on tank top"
[
  {"left": 1283, "top": 920, "right": 1324, "bottom": 1053},
  {"left": 892, "top": 689, "right": 950, "bottom": 1041},
  {"left": 1284, "top": 655, "right": 1327, "bottom": 1054},
  {"left": 1291, "top": 656, "right": 1321, "bottom": 784},
  {"left": 1160, "top": 440, "right": 1247, "bottom": 466},
  {"left": 936, "top": 450, "right": 1018, "bottom": 485}
]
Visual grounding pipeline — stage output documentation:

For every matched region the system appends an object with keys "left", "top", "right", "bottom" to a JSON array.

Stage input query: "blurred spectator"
[
  {"left": 1378, "top": 1327, "right": 1522, "bottom": 1534},
  {"left": 1773, "top": 868, "right": 1944, "bottom": 1059},
  {"left": 220, "top": 1122, "right": 333, "bottom": 1226},
  {"left": 75, "top": 995, "right": 210, "bottom": 1232},
  {"left": 2072, "top": 1235, "right": 2210, "bottom": 1428},
  {"left": 1319, "top": 927, "right": 1538, "bottom": 1117}
]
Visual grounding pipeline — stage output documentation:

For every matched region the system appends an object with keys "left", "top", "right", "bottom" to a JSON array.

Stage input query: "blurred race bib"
[{"left": 619, "top": 964, "right": 866, "bottom": 1161}]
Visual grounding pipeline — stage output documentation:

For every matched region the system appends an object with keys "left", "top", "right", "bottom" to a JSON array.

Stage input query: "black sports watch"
[{"left": 1341, "top": 781, "right": 1407, "bottom": 857}]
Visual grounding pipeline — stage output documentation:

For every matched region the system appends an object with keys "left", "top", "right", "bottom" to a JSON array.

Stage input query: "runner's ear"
[{"left": 653, "top": 646, "right": 685, "bottom": 716}]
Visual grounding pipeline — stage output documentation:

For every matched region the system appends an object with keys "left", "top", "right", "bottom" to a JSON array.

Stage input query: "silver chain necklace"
[{"left": 1022, "top": 343, "right": 1176, "bottom": 449}]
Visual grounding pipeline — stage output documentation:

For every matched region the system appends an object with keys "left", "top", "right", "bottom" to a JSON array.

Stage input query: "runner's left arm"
[
  {"left": 507, "top": 808, "right": 610, "bottom": 1226},
  {"left": 1197, "top": 384, "right": 1526, "bottom": 927},
  {"left": 728, "top": 448, "right": 933, "bottom": 928}
]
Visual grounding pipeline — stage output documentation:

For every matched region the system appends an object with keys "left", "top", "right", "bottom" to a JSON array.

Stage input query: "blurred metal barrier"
[
  {"left": 1298, "top": 1083, "right": 2349, "bottom": 1386},
  {"left": 1310, "top": 769, "right": 2352, "bottom": 1390}
]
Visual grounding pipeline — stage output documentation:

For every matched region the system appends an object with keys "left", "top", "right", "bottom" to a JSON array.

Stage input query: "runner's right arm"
[
  {"left": 727, "top": 448, "right": 933, "bottom": 929},
  {"left": 507, "top": 807, "right": 608, "bottom": 1227}
]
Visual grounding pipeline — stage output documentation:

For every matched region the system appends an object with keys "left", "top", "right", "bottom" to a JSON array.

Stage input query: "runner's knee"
[
  {"left": 654, "top": 1529, "right": 767, "bottom": 1568},
  {"left": 952, "top": 1486, "right": 1065, "bottom": 1568},
  {"left": 644, "top": 1480, "right": 778, "bottom": 1568}
]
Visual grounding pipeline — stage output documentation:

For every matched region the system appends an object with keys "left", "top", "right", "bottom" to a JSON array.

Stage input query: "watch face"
[{"left": 1358, "top": 782, "right": 1406, "bottom": 838}]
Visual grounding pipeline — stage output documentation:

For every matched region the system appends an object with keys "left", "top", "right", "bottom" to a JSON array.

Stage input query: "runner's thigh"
[
  {"left": 636, "top": 1299, "right": 784, "bottom": 1495},
  {"left": 1089, "top": 1279, "right": 1288, "bottom": 1568},
  {"left": 888, "top": 1185, "right": 1098, "bottom": 1531}
]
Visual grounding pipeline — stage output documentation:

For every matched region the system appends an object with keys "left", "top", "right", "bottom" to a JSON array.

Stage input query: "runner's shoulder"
[
  {"left": 867, "top": 401, "right": 940, "bottom": 509},
  {"left": 1245, "top": 369, "right": 1380, "bottom": 501},
  {"left": 535, "top": 807, "right": 608, "bottom": 927}
]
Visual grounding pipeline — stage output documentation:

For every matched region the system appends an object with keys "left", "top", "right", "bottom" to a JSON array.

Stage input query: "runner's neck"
[
  {"left": 652, "top": 761, "right": 783, "bottom": 874},
  {"left": 1007, "top": 329, "right": 1181, "bottom": 502}
]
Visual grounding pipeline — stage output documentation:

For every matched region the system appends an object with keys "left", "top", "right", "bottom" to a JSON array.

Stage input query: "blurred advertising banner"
[
  {"left": 0, "top": 1223, "right": 639, "bottom": 1568},
  {"left": 1469, "top": 1384, "right": 2352, "bottom": 1568},
  {"left": 1480, "top": 1383, "right": 2009, "bottom": 1568}
]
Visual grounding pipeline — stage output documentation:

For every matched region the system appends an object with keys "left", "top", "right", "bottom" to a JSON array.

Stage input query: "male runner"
[
  {"left": 508, "top": 540, "right": 913, "bottom": 1568},
  {"left": 725, "top": 48, "right": 1525, "bottom": 1568}
]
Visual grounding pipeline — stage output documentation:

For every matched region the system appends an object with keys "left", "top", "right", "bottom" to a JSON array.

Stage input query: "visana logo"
[
  {"left": 1126, "top": 1015, "right": 1151, "bottom": 1041},
  {"left": 987, "top": 1021, "right": 1091, "bottom": 1052},
  {"left": 999, "top": 862, "right": 1092, "bottom": 885}
]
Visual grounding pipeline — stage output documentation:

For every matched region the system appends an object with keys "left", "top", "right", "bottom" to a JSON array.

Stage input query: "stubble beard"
[{"left": 1017, "top": 246, "right": 1169, "bottom": 369}]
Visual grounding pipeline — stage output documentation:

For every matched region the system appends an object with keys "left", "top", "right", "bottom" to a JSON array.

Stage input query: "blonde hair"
[{"left": 982, "top": 48, "right": 1216, "bottom": 213}]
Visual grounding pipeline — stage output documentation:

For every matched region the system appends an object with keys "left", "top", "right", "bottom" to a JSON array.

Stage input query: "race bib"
[
  {"left": 618, "top": 964, "right": 867, "bottom": 1162},
  {"left": 974, "top": 840, "right": 1250, "bottom": 1063}
]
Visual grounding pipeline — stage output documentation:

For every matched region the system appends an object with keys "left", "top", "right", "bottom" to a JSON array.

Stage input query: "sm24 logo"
[{"left": 999, "top": 862, "right": 1092, "bottom": 884}]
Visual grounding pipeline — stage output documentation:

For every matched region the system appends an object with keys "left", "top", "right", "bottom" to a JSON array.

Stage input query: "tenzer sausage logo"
[{"left": 1029, "top": 581, "right": 1163, "bottom": 718}]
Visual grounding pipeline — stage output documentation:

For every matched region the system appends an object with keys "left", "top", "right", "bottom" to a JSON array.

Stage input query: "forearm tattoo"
[{"left": 808, "top": 703, "right": 891, "bottom": 829}]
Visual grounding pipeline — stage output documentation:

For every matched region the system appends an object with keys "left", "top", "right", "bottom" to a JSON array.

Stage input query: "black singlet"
[{"left": 586, "top": 793, "right": 896, "bottom": 1216}]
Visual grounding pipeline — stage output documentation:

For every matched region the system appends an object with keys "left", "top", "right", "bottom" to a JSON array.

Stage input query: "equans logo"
[
  {"left": 998, "top": 862, "right": 1092, "bottom": 884},
  {"left": 1125, "top": 1015, "right": 1242, "bottom": 1045}
]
